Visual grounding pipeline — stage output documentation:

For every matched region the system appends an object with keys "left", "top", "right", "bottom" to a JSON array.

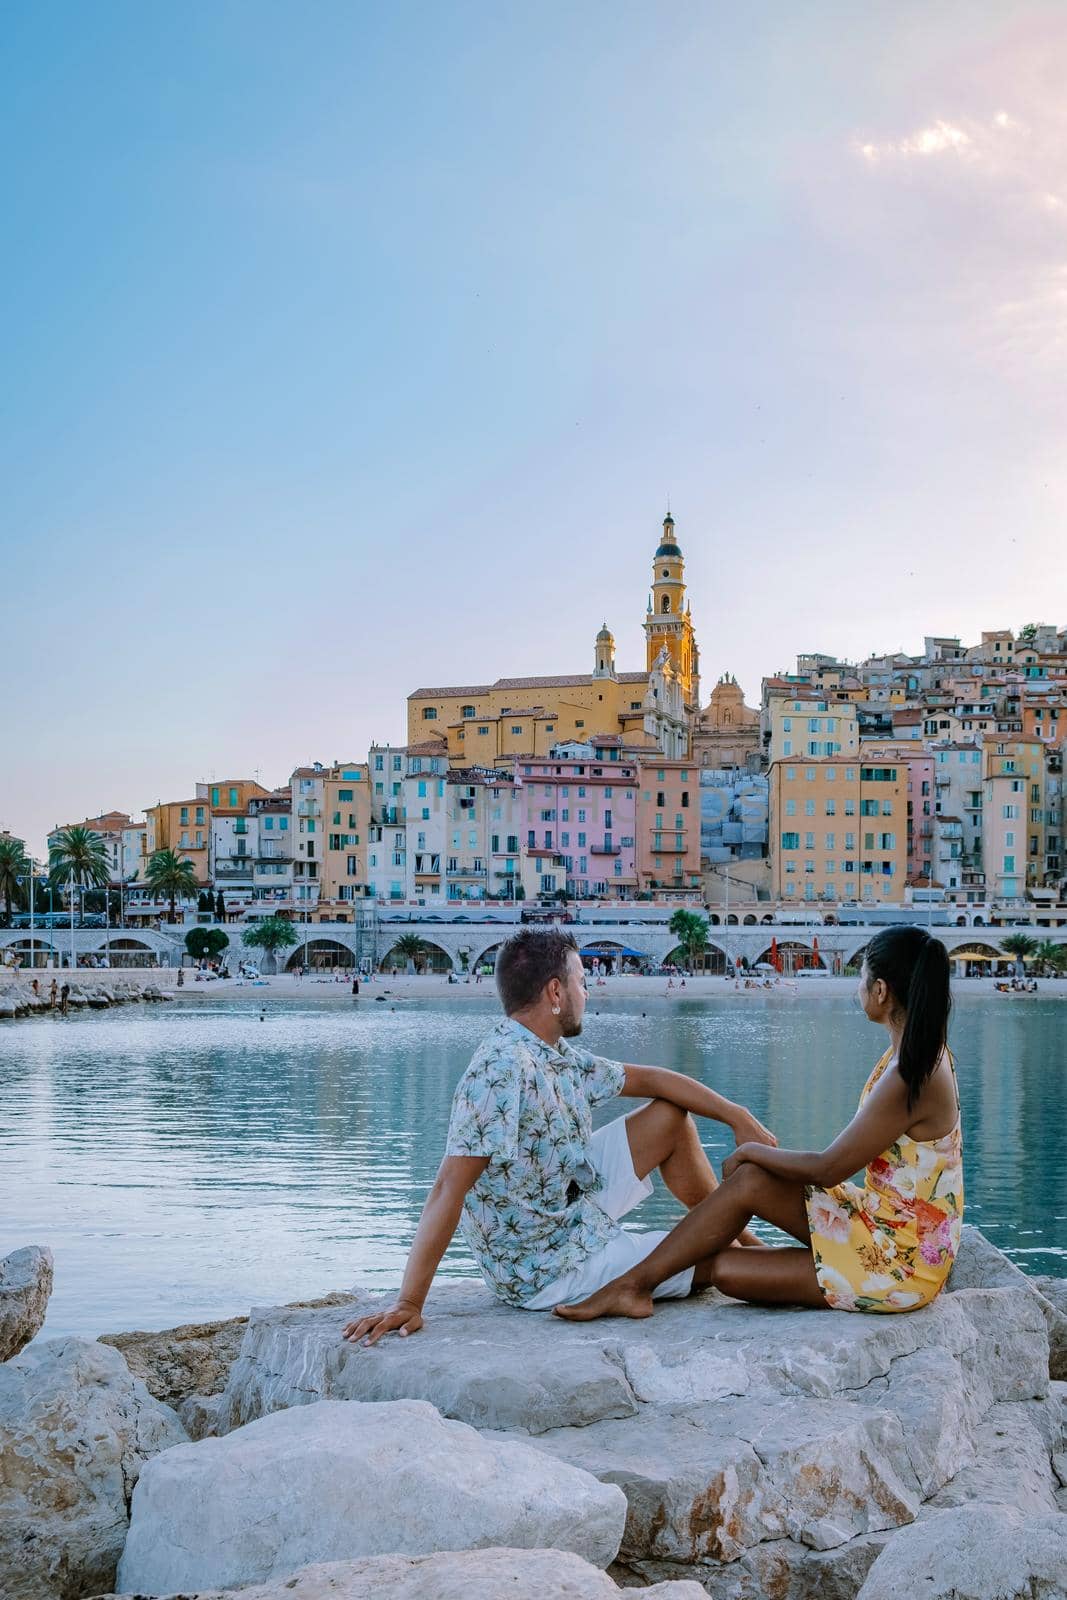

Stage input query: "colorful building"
[
  {"left": 769, "top": 757, "right": 908, "bottom": 905},
  {"left": 144, "top": 798, "right": 211, "bottom": 885},
  {"left": 515, "top": 745, "right": 638, "bottom": 900},
  {"left": 635, "top": 758, "right": 702, "bottom": 895}
]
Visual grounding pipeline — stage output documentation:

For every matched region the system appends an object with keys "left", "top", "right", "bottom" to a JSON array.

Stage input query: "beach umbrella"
[
  {"left": 770, "top": 936, "right": 780, "bottom": 973},
  {"left": 812, "top": 934, "right": 820, "bottom": 970}
]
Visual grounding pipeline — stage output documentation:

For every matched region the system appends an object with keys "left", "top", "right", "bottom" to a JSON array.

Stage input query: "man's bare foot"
[
  {"left": 553, "top": 1276, "right": 654, "bottom": 1321},
  {"left": 739, "top": 1228, "right": 767, "bottom": 1248}
]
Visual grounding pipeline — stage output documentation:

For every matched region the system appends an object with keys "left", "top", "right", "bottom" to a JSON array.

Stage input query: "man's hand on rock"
[{"left": 342, "top": 1300, "right": 424, "bottom": 1347}]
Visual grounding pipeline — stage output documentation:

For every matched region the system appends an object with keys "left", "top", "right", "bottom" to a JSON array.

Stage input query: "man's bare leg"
[
  {"left": 623, "top": 1100, "right": 764, "bottom": 1247},
  {"left": 555, "top": 1164, "right": 813, "bottom": 1321}
]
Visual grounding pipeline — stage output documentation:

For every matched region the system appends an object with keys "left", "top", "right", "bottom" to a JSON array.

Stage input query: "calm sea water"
[{"left": 1, "top": 991, "right": 1064, "bottom": 1340}]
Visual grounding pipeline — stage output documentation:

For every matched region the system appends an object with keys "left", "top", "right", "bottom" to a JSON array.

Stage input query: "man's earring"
[{"left": 551, "top": 1005, "right": 561, "bottom": 1016}]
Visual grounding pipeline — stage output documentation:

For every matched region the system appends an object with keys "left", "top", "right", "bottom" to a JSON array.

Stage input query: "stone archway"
[
  {"left": 948, "top": 941, "right": 1011, "bottom": 978},
  {"left": 3, "top": 936, "right": 55, "bottom": 970},
  {"left": 103, "top": 937, "right": 157, "bottom": 969},
  {"left": 378, "top": 938, "right": 454, "bottom": 974},
  {"left": 757, "top": 940, "right": 825, "bottom": 974},
  {"left": 286, "top": 938, "right": 355, "bottom": 972}
]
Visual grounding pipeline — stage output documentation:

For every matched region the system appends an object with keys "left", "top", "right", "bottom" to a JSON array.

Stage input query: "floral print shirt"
[{"left": 445, "top": 1018, "right": 627, "bottom": 1305}]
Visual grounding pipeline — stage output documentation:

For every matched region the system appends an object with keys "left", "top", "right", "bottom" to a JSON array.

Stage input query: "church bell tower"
[{"left": 643, "top": 512, "right": 700, "bottom": 712}]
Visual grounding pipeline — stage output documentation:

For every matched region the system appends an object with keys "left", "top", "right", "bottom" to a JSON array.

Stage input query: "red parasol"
[
  {"left": 812, "top": 933, "right": 820, "bottom": 970},
  {"left": 770, "top": 935, "right": 781, "bottom": 973}
]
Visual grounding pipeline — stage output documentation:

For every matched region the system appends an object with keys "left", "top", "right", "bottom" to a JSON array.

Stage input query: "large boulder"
[
  {"left": 116, "top": 1399, "right": 627, "bottom": 1594},
  {"left": 1034, "top": 1275, "right": 1067, "bottom": 1380},
  {"left": 948, "top": 1227, "right": 1064, "bottom": 1372},
  {"left": 93, "top": 1548, "right": 708, "bottom": 1598},
  {"left": 0, "top": 1245, "right": 53, "bottom": 1361},
  {"left": 0, "top": 1336, "right": 187, "bottom": 1600},
  {"left": 207, "top": 1273, "right": 1059, "bottom": 1597},
  {"left": 855, "top": 1503, "right": 1067, "bottom": 1600},
  {"left": 98, "top": 1316, "right": 248, "bottom": 1410}
]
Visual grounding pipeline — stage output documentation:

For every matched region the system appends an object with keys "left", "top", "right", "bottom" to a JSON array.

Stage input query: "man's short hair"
[{"left": 495, "top": 928, "right": 579, "bottom": 1015}]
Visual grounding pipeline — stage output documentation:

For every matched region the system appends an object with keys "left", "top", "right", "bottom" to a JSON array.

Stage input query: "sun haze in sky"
[{"left": 2, "top": 2, "right": 1065, "bottom": 854}]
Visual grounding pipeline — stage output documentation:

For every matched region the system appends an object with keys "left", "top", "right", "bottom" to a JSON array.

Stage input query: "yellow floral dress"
[{"left": 805, "top": 1049, "right": 963, "bottom": 1312}]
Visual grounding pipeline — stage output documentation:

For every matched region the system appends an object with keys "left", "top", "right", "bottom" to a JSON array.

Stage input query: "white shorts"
[{"left": 524, "top": 1112, "right": 695, "bottom": 1310}]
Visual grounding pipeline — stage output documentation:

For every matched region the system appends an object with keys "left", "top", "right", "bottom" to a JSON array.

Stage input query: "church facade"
[{"left": 406, "top": 514, "right": 751, "bottom": 765}]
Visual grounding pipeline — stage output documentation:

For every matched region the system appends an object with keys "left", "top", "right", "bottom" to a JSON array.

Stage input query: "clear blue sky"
[{"left": 3, "top": 2, "right": 1065, "bottom": 856}]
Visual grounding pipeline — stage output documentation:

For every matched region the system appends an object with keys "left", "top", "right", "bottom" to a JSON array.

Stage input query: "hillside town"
[{"left": 3, "top": 517, "right": 1065, "bottom": 941}]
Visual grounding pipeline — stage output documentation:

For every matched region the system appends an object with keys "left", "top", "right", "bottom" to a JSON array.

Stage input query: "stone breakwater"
[
  {"left": 0, "top": 1232, "right": 1064, "bottom": 1600},
  {"left": 0, "top": 980, "right": 171, "bottom": 1019}
]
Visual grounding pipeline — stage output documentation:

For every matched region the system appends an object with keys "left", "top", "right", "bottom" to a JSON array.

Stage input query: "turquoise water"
[{"left": 1, "top": 992, "right": 1063, "bottom": 1340}]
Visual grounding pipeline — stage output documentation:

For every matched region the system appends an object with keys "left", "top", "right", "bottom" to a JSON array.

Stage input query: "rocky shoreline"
[
  {"left": 0, "top": 980, "right": 172, "bottom": 1019},
  {"left": 1, "top": 1231, "right": 1065, "bottom": 1599}
]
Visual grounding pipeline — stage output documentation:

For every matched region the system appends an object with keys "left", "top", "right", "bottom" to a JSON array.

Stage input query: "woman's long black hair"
[{"left": 864, "top": 926, "right": 952, "bottom": 1110}]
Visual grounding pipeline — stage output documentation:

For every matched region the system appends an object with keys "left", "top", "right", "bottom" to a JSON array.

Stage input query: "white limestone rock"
[
  {"left": 216, "top": 1283, "right": 987, "bottom": 1437},
  {"left": 628, "top": 1531, "right": 892, "bottom": 1600},
  {"left": 0, "top": 1244, "right": 53, "bottom": 1361},
  {"left": 856, "top": 1503, "right": 1067, "bottom": 1600},
  {"left": 94, "top": 1548, "right": 708, "bottom": 1598},
  {"left": 0, "top": 1336, "right": 187, "bottom": 1600},
  {"left": 925, "top": 1402, "right": 1061, "bottom": 1517},
  {"left": 217, "top": 1284, "right": 641, "bottom": 1435},
  {"left": 948, "top": 1227, "right": 1063, "bottom": 1361},
  {"left": 98, "top": 1315, "right": 248, "bottom": 1409},
  {"left": 493, "top": 1394, "right": 920, "bottom": 1566},
  {"left": 117, "top": 1398, "right": 627, "bottom": 1595},
  {"left": 1034, "top": 1275, "right": 1067, "bottom": 1380}
]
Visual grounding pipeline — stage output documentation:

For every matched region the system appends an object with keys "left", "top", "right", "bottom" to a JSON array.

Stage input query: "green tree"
[
  {"left": 215, "top": 890, "right": 225, "bottom": 921},
  {"left": 391, "top": 932, "right": 429, "bottom": 973},
  {"left": 145, "top": 848, "right": 200, "bottom": 923},
  {"left": 669, "top": 908, "right": 709, "bottom": 972},
  {"left": 1032, "top": 938, "right": 1064, "bottom": 977},
  {"left": 0, "top": 835, "right": 30, "bottom": 926},
  {"left": 49, "top": 826, "right": 110, "bottom": 915},
  {"left": 1018, "top": 623, "right": 1038, "bottom": 644},
  {"left": 1000, "top": 932, "right": 1038, "bottom": 977},
  {"left": 242, "top": 916, "right": 298, "bottom": 973},
  {"left": 185, "top": 927, "right": 230, "bottom": 963}
]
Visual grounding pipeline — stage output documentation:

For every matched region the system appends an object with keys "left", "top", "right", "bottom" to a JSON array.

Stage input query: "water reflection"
[{"left": 0, "top": 992, "right": 1063, "bottom": 1340}]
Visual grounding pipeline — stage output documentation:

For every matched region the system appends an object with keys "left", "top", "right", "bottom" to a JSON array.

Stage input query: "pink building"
[{"left": 514, "top": 744, "right": 638, "bottom": 899}]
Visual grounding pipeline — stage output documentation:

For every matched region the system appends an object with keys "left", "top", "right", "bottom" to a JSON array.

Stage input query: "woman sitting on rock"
[{"left": 557, "top": 926, "right": 963, "bottom": 1321}]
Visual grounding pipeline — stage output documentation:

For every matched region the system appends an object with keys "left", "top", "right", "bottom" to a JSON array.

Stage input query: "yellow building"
[
  {"left": 196, "top": 779, "right": 270, "bottom": 814},
  {"left": 769, "top": 757, "right": 908, "bottom": 905},
  {"left": 318, "top": 762, "right": 374, "bottom": 918},
  {"left": 407, "top": 515, "right": 697, "bottom": 762},
  {"left": 765, "top": 694, "right": 860, "bottom": 766},
  {"left": 144, "top": 799, "right": 211, "bottom": 885}
]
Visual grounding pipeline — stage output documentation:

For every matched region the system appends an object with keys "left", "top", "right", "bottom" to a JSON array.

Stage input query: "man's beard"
[{"left": 560, "top": 1010, "right": 583, "bottom": 1038}]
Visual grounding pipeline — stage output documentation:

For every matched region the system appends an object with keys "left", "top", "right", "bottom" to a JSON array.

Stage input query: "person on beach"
[
  {"left": 342, "top": 928, "right": 776, "bottom": 1346},
  {"left": 554, "top": 926, "right": 962, "bottom": 1323}
]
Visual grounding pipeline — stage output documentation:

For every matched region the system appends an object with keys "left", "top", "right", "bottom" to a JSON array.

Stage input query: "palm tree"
[
  {"left": 1033, "top": 938, "right": 1063, "bottom": 978},
  {"left": 48, "top": 826, "right": 110, "bottom": 919},
  {"left": 0, "top": 834, "right": 30, "bottom": 926},
  {"left": 242, "top": 916, "right": 298, "bottom": 973},
  {"left": 669, "top": 908, "right": 709, "bottom": 972},
  {"left": 145, "top": 848, "right": 200, "bottom": 923},
  {"left": 1000, "top": 932, "right": 1038, "bottom": 978},
  {"left": 392, "top": 933, "right": 429, "bottom": 974}
]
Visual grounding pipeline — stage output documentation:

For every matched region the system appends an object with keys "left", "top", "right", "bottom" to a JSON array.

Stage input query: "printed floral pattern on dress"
[
  {"left": 445, "top": 1019, "right": 626, "bottom": 1306},
  {"left": 804, "top": 1049, "right": 964, "bottom": 1314}
]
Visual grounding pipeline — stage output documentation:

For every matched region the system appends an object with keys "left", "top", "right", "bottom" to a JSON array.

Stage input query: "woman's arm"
[
  {"left": 622, "top": 1064, "right": 777, "bottom": 1149},
  {"left": 724, "top": 1068, "right": 913, "bottom": 1187}
]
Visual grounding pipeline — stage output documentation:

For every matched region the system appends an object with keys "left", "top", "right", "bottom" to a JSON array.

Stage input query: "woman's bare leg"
[
  {"left": 623, "top": 1100, "right": 763, "bottom": 1246},
  {"left": 692, "top": 1246, "right": 827, "bottom": 1308},
  {"left": 555, "top": 1164, "right": 813, "bottom": 1321}
]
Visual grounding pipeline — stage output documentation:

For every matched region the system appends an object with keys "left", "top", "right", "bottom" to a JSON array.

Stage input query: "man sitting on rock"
[{"left": 343, "top": 928, "right": 774, "bottom": 1345}]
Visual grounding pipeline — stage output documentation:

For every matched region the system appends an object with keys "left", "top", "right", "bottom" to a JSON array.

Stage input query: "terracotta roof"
[{"left": 409, "top": 670, "right": 649, "bottom": 699}]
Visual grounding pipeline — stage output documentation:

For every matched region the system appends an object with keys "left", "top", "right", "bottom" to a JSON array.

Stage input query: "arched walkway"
[
  {"left": 3, "top": 937, "right": 55, "bottom": 970},
  {"left": 378, "top": 938, "right": 454, "bottom": 974},
  {"left": 286, "top": 938, "right": 355, "bottom": 972},
  {"left": 756, "top": 940, "right": 826, "bottom": 974},
  {"left": 102, "top": 936, "right": 157, "bottom": 969}
]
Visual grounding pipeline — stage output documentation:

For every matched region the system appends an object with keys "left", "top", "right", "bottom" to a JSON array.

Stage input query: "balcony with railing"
[{"left": 590, "top": 843, "right": 621, "bottom": 856}]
